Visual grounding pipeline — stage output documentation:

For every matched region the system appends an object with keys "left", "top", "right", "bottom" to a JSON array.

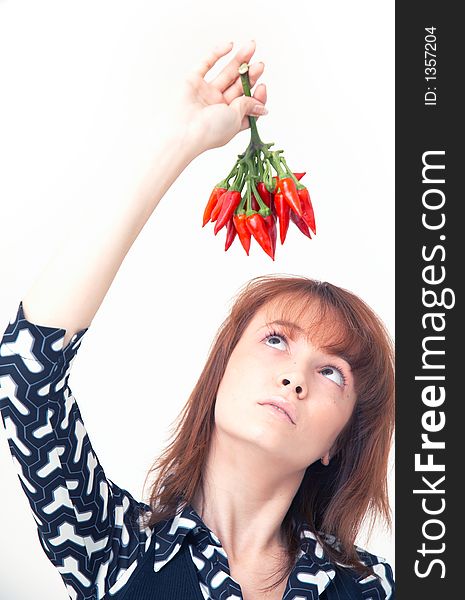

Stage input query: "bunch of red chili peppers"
[{"left": 202, "top": 62, "right": 316, "bottom": 260}]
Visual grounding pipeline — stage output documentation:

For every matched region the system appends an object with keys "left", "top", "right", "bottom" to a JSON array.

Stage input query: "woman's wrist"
[
  {"left": 154, "top": 126, "right": 201, "bottom": 162},
  {"left": 177, "top": 125, "right": 210, "bottom": 161}
]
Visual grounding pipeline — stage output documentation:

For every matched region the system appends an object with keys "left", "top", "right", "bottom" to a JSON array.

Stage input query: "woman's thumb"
[{"left": 231, "top": 96, "right": 268, "bottom": 121}]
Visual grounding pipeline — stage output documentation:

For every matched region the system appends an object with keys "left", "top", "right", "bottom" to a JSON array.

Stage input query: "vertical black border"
[{"left": 396, "top": 2, "right": 460, "bottom": 597}]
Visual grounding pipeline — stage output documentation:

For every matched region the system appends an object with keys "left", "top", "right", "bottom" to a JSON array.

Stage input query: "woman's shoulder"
[
  {"left": 0, "top": 301, "right": 89, "bottom": 372},
  {"left": 351, "top": 550, "right": 395, "bottom": 599},
  {"left": 320, "top": 533, "right": 395, "bottom": 598}
]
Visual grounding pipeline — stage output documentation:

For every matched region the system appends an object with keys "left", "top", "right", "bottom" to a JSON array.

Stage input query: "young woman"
[{"left": 0, "top": 41, "right": 395, "bottom": 599}]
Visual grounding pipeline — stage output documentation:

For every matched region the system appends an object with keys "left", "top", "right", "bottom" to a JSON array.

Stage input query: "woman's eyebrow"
[
  {"left": 264, "top": 319, "right": 305, "bottom": 335},
  {"left": 322, "top": 351, "right": 354, "bottom": 370}
]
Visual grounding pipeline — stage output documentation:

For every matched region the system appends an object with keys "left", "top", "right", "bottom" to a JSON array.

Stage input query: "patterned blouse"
[{"left": 0, "top": 302, "right": 395, "bottom": 599}]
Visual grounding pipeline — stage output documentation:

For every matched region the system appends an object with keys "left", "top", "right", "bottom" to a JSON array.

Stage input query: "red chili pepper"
[
  {"left": 297, "top": 187, "right": 316, "bottom": 235},
  {"left": 256, "top": 182, "right": 272, "bottom": 208},
  {"left": 210, "top": 190, "right": 228, "bottom": 222},
  {"left": 274, "top": 192, "right": 290, "bottom": 244},
  {"left": 272, "top": 172, "right": 305, "bottom": 192},
  {"left": 224, "top": 216, "right": 237, "bottom": 251},
  {"left": 278, "top": 177, "right": 302, "bottom": 216},
  {"left": 290, "top": 210, "right": 312, "bottom": 238},
  {"left": 246, "top": 212, "right": 274, "bottom": 260},
  {"left": 233, "top": 213, "right": 251, "bottom": 255},
  {"left": 263, "top": 213, "right": 277, "bottom": 259},
  {"left": 214, "top": 191, "right": 242, "bottom": 235},
  {"left": 203, "top": 186, "right": 227, "bottom": 227}
]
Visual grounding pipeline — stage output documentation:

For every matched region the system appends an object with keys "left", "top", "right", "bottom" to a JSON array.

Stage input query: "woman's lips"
[{"left": 258, "top": 396, "right": 297, "bottom": 425}]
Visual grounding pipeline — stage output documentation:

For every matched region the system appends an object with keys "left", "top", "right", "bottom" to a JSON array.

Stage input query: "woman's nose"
[{"left": 279, "top": 374, "right": 307, "bottom": 398}]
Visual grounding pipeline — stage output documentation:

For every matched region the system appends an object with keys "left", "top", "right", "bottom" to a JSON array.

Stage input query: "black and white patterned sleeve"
[
  {"left": 356, "top": 545, "right": 396, "bottom": 599},
  {"left": 0, "top": 302, "right": 154, "bottom": 600}
]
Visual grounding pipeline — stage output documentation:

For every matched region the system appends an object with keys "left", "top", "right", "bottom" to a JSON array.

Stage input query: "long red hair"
[{"left": 142, "top": 275, "right": 394, "bottom": 589}]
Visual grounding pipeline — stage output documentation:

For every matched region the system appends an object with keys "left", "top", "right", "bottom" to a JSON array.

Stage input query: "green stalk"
[
  {"left": 237, "top": 63, "right": 292, "bottom": 197},
  {"left": 239, "top": 63, "right": 263, "bottom": 147},
  {"left": 269, "top": 150, "right": 287, "bottom": 178},
  {"left": 237, "top": 193, "right": 247, "bottom": 212},
  {"left": 230, "top": 164, "right": 246, "bottom": 192},
  {"left": 245, "top": 178, "right": 253, "bottom": 214},
  {"left": 280, "top": 156, "right": 301, "bottom": 186},
  {"left": 220, "top": 160, "right": 240, "bottom": 187}
]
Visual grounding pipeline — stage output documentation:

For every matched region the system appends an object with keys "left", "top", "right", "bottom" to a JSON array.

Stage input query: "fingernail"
[{"left": 253, "top": 105, "right": 268, "bottom": 115}]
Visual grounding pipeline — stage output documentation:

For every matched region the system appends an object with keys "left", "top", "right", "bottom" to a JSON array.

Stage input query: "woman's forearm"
[
  {"left": 20, "top": 41, "right": 267, "bottom": 347},
  {"left": 22, "top": 128, "right": 199, "bottom": 347}
]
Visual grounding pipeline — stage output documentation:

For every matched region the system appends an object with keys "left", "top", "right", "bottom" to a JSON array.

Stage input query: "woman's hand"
[{"left": 176, "top": 40, "right": 268, "bottom": 156}]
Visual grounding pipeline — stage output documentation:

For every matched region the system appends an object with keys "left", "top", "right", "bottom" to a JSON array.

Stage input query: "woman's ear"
[{"left": 320, "top": 452, "right": 331, "bottom": 466}]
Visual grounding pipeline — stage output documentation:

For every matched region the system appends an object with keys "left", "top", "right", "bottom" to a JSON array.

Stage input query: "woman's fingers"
[
  {"left": 223, "top": 61, "right": 265, "bottom": 104},
  {"left": 192, "top": 41, "right": 234, "bottom": 79},
  {"left": 209, "top": 40, "right": 257, "bottom": 92},
  {"left": 237, "top": 84, "right": 268, "bottom": 132},
  {"left": 253, "top": 82, "right": 267, "bottom": 106}
]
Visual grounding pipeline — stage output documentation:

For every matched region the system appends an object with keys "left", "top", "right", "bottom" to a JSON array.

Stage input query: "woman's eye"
[
  {"left": 320, "top": 366, "right": 345, "bottom": 387},
  {"left": 265, "top": 334, "right": 287, "bottom": 351}
]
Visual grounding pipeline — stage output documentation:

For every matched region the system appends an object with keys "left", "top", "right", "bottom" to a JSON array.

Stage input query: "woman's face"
[{"left": 214, "top": 300, "right": 357, "bottom": 471}]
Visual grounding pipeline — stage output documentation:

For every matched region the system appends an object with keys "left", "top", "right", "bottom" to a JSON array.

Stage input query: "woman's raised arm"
[{"left": 21, "top": 40, "right": 268, "bottom": 347}]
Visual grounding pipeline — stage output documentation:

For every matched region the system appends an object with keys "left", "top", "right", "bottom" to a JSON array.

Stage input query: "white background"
[{"left": 0, "top": 1, "right": 395, "bottom": 598}]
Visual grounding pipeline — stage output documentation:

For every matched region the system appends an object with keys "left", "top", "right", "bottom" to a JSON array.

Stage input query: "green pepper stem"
[
  {"left": 237, "top": 193, "right": 247, "bottom": 212},
  {"left": 280, "top": 156, "right": 300, "bottom": 186},
  {"left": 238, "top": 63, "right": 263, "bottom": 147},
  {"left": 221, "top": 160, "right": 240, "bottom": 187},
  {"left": 230, "top": 163, "right": 246, "bottom": 192},
  {"left": 236, "top": 169, "right": 247, "bottom": 192},
  {"left": 243, "top": 157, "right": 257, "bottom": 209},
  {"left": 233, "top": 65, "right": 294, "bottom": 196},
  {"left": 245, "top": 179, "right": 253, "bottom": 213},
  {"left": 269, "top": 151, "right": 287, "bottom": 178},
  {"left": 257, "top": 154, "right": 265, "bottom": 181}
]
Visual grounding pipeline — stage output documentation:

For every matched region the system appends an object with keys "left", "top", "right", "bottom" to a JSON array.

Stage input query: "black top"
[{"left": 0, "top": 302, "right": 395, "bottom": 599}]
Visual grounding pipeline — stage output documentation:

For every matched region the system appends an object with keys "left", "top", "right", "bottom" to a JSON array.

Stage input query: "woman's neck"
[{"left": 191, "top": 429, "right": 305, "bottom": 562}]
